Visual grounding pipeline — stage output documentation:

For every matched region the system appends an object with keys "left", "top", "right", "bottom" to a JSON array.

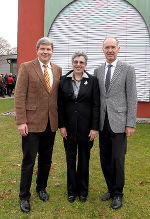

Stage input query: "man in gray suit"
[{"left": 94, "top": 37, "right": 137, "bottom": 210}]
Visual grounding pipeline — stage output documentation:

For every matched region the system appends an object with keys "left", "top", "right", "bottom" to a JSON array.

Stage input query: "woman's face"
[{"left": 72, "top": 56, "right": 86, "bottom": 74}]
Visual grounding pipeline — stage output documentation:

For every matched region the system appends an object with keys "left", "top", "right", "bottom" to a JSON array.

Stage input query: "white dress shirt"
[
  {"left": 38, "top": 59, "right": 53, "bottom": 88},
  {"left": 104, "top": 59, "right": 118, "bottom": 84}
]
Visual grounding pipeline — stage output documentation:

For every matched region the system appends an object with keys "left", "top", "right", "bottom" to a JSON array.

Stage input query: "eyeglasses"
[{"left": 73, "top": 60, "right": 86, "bottom": 65}]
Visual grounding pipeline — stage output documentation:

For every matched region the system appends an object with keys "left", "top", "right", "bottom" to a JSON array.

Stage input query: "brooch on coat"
[{"left": 84, "top": 81, "right": 88, "bottom": 85}]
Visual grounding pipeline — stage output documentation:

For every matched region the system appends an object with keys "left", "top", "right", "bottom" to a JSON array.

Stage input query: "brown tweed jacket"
[{"left": 15, "top": 58, "right": 62, "bottom": 132}]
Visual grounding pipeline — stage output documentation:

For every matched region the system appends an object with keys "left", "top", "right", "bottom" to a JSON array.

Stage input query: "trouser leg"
[
  {"left": 111, "top": 133, "right": 126, "bottom": 196},
  {"left": 7, "top": 85, "right": 10, "bottom": 96},
  {"left": 64, "top": 139, "right": 77, "bottom": 196},
  {"left": 99, "top": 129, "right": 113, "bottom": 195},
  {"left": 77, "top": 141, "right": 92, "bottom": 197},
  {"left": 19, "top": 133, "right": 39, "bottom": 200},
  {"left": 99, "top": 114, "right": 126, "bottom": 197},
  {"left": 36, "top": 123, "right": 55, "bottom": 191}
]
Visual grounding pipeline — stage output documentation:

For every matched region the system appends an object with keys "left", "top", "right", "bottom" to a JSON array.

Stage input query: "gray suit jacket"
[{"left": 94, "top": 60, "right": 137, "bottom": 133}]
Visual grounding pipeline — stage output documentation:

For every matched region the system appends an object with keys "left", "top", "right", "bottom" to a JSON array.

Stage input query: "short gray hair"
[
  {"left": 103, "top": 37, "right": 119, "bottom": 47},
  {"left": 36, "top": 37, "right": 53, "bottom": 50},
  {"left": 72, "top": 51, "right": 88, "bottom": 64}
]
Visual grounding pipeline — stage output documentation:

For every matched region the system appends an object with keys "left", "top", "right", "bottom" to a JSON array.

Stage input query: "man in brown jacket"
[{"left": 15, "top": 37, "right": 62, "bottom": 213}]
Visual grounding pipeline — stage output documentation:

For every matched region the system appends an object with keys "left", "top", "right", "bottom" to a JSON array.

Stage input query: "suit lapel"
[
  {"left": 33, "top": 59, "right": 48, "bottom": 92},
  {"left": 77, "top": 77, "right": 89, "bottom": 99},
  {"left": 108, "top": 61, "right": 122, "bottom": 92},
  {"left": 51, "top": 63, "right": 56, "bottom": 93},
  {"left": 33, "top": 60, "right": 60, "bottom": 94},
  {"left": 99, "top": 64, "right": 106, "bottom": 93}
]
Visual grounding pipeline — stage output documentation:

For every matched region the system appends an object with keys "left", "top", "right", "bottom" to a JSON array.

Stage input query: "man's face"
[
  {"left": 103, "top": 38, "right": 120, "bottom": 63},
  {"left": 37, "top": 44, "right": 53, "bottom": 64}
]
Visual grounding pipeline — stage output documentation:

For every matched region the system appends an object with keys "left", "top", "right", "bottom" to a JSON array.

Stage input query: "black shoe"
[
  {"left": 111, "top": 196, "right": 122, "bottom": 210},
  {"left": 101, "top": 192, "right": 112, "bottom": 201},
  {"left": 37, "top": 189, "right": 49, "bottom": 202},
  {"left": 68, "top": 195, "right": 76, "bottom": 203},
  {"left": 20, "top": 200, "right": 30, "bottom": 213},
  {"left": 79, "top": 195, "right": 87, "bottom": 202}
]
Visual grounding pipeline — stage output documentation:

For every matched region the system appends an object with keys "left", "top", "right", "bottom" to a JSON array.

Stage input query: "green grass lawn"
[{"left": 0, "top": 98, "right": 150, "bottom": 218}]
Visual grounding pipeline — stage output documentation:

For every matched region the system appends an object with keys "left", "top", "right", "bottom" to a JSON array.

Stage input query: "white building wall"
[{"left": 48, "top": 0, "right": 150, "bottom": 101}]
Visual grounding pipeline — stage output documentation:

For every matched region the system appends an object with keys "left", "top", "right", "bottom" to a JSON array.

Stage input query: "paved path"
[
  {"left": 136, "top": 118, "right": 150, "bottom": 124},
  {"left": 0, "top": 94, "right": 14, "bottom": 99}
]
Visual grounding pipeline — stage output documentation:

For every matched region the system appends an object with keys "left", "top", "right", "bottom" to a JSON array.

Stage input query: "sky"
[{"left": 0, "top": 0, "right": 18, "bottom": 48}]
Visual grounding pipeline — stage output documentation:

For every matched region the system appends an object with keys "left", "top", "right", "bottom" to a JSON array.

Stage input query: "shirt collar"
[
  {"left": 106, "top": 58, "right": 118, "bottom": 68},
  {"left": 38, "top": 59, "right": 52, "bottom": 69},
  {"left": 67, "top": 71, "right": 89, "bottom": 80}
]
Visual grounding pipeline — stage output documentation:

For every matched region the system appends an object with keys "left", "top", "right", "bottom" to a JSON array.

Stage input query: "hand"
[
  {"left": 60, "top": 127, "right": 67, "bottom": 139},
  {"left": 88, "top": 130, "right": 97, "bottom": 141},
  {"left": 125, "top": 126, "right": 135, "bottom": 137},
  {"left": 18, "top": 123, "right": 28, "bottom": 136}
]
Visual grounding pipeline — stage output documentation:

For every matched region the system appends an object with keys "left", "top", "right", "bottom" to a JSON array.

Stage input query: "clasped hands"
[{"left": 60, "top": 127, "right": 97, "bottom": 141}]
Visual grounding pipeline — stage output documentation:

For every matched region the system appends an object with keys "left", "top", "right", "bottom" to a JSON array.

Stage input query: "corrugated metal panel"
[{"left": 48, "top": 0, "right": 150, "bottom": 101}]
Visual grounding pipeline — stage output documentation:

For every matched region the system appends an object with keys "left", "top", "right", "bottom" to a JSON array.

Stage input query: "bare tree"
[
  {"left": 9, "top": 47, "right": 17, "bottom": 54},
  {"left": 0, "top": 37, "right": 11, "bottom": 56}
]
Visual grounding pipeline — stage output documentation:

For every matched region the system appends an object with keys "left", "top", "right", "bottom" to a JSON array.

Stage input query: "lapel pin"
[{"left": 84, "top": 81, "right": 88, "bottom": 85}]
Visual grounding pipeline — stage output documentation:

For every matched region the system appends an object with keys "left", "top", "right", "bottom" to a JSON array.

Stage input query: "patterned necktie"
[
  {"left": 105, "top": 64, "right": 112, "bottom": 92},
  {"left": 43, "top": 64, "right": 51, "bottom": 92}
]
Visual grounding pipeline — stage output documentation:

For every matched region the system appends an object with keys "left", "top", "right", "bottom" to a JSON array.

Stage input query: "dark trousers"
[
  {"left": 19, "top": 122, "right": 55, "bottom": 200},
  {"left": 99, "top": 114, "right": 127, "bottom": 197},
  {"left": 64, "top": 139, "right": 92, "bottom": 197},
  {"left": 7, "top": 84, "right": 13, "bottom": 96}
]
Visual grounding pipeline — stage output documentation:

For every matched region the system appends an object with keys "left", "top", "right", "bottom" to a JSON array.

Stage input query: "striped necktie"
[
  {"left": 43, "top": 64, "right": 51, "bottom": 92},
  {"left": 105, "top": 64, "right": 112, "bottom": 92}
]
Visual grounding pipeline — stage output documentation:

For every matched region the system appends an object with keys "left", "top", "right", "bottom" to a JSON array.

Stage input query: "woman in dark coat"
[{"left": 58, "top": 51, "right": 100, "bottom": 203}]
